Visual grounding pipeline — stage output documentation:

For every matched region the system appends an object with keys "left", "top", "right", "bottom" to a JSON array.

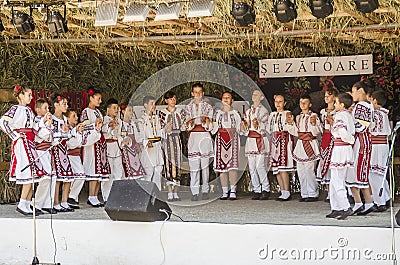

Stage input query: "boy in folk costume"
[
  {"left": 101, "top": 98, "right": 125, "bottom": 203},
  {"left": 81, "top": 87, "right": 110, "bottom": 207},
  {"left": 0, "top": 85, "right": 47, "bottom": 215},
  {"left": 285, "top": 94, "right": 322, "bottom": 202},
  {"left": 183, "top": 83, "right": 213, "bottom": 201},
  {"left": 212, "top": 91, "right": 242, "bottom": 200},
  {"left": 33, "top": 99, "right": 57, "bottom": 214},
  {"left": 346, "top": 80, "right": 376, "bottom": 215},
  {"left": 316, "top": 88, "right": 338, "bottom": 202},
  {"left": 120, "top": 105, "right": 146, "bottom": 179},
  {"left": 268, "top": 94, "right": 295, "bottom": 201},
  {"left": 368, "top": 90, "right": 391, "bottom": 212},
  {"left": 159, "top": 91, "right": 184, "bottom": 202},
  {"left": 241, "top": 90, "right": 270, "bottom": 200},
  {"left": 136, "top": 96, "right": 164, "bottom": 190},
  {"left": 50, "top": 93, "right": 76, "bottom": 212},
  {"left": 66, "top": 109, "right": 101, "bottom": 209},
  {"left": 326, "top": 93, "right": 355, "bottom": 220}
]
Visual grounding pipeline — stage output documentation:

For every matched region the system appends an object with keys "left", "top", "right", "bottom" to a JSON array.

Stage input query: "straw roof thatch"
[{"left": 0, "top": 0, "right": 398, "bottom": 58}]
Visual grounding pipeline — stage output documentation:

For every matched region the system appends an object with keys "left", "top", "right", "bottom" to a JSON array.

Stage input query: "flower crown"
[
  {"left": 14, "top": 85, "right": 23, "bottom": 93},
  {"left": 120, "top": 105, "right": 126, "bottom": 110},
  {"left": 88, "top": 89, "right": 94, "bottom": 96},
  {"left": 57, "top": 95, "right": 62, "bottom": 102}
]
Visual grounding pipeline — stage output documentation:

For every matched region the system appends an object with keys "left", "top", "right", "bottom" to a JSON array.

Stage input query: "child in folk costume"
[
  {"left": 0, "top": 85, "right": 47, "bottom": 215},
  {"left": 50, "top": 93, "right": 76, "bottom": 212},
  {"left": 368, "top": 90, "right": 391, "bottom": 212},
  {"left": 212, "top": 92, "right": 242, "bottom": 200},
  {"left": 326, "top": 93, "right": 355, "bottom": 220},
  {"left": 33, "top": 99, "right": 57, "bottom": 214},
  {"left": 183, "top": 83, "right": 214, "bottom": 201},
  {"left": 285, "top": 94, "right": 321, "bottom": 202},
  {"left": 316, "top": 88, "right": 339, "bottom": 202},
  {"left": 66, "top": 109, "right": 101, "bottom": 209},
  {"left": 81, "top": 87, "right": 110, "bottom": 207},
  {"left": 101, "top": 98, "right": 125, "bottom": 203},
  {"left": 159, "top": 91, "right": 184, "bottom": 202},
  {"left": 242, "top": 90, "right": 270, "bottom": 200},
  {"left": 136, "top": 96, "right": 164, "bottom": 190},
  {"left": 346, "top": 80, "right": 377, "bottom": 215},
  {"left": 120, "top": 105, "right": 146, "bottom": 179},
  {"left": 268, "top": 94, "right": 295, "bottom": 201}
]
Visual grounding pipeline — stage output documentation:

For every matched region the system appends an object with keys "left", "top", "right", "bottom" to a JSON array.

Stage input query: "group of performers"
[{"left": 0, "top": 80, "right": 393, "bottom": 220}]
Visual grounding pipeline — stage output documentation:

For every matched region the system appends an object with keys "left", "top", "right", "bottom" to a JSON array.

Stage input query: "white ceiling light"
[
  {"left": 94, "top": 0, "right": 120, "bottom": 27},
  {"left": 123, "top": 3, "right": 150, "bottom": 22},
  {"left": 154, "top": 2, "right": 182, "bottom": 21},
  {"left": 187, "top": 0, "right": 215, "bottom": 18}
]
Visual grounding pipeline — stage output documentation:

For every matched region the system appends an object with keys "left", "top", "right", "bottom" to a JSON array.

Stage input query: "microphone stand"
[{"left": 21, "top": 137, "right": 68, "bottom": 265}]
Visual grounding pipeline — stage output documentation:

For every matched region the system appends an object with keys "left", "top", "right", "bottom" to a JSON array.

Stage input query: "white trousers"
[
  {"left": 101, "top": 156, "right": 124, "bottom": 201},
  {"left": 369, "top": 172, "right": 391, "bottom": 206},
  {"left": 69, "top": 179, "right": 85, "bottom": 202},
  {"left": 248, "top": 155, "right": 270, "bottom": 193},
  {"left": 35, "top": 177, "right": 57, "bottom": 209},
  {"left": 189, "top": 158, "right": 210, "bottom": 195},
  {"left": 35, "top": 150, "right": 55, "bottom": 209},
  {"left": 142, "top": 165, "right": 163, "bottom": 191},
  {"left": 297, "top": 161, "right": 318, "bottom": 198},
  {"left": 330, "top": 168, "right": 350, "bottom": 211}
]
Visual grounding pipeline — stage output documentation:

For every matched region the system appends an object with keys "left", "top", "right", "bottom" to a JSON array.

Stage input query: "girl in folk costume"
[
  {"left": 50, "top": 93, "right": 75, "bottom": 212},
  {"left": 159, "top": 91, "right": 184, "bottom": 202},
  {"left": 212, "top": 92, "right": 242, "bottom": 200},
  {"left": 120, "top": 104, "right": 146, "bottom": 180},
  {"left": 101, "top": 98, "right": 125, "bottom": 203},
  {"left": 326, "top": 93, "right": 355, "bottom": 220},
  {"left": 137, "top": 96, "right": 164, "bottom": 190},
  {"left": 81, "top": 87, "right": 110, "bottom": 207},
  {"left": 268, "top": 94, "right": 295, "bottom": 201},
  {"left": 242, "top": 90, "right": 270, "bottom": 200},
  {"left": 368, "top": 90, "right": 391, "bottom": 212},
  {"left": 0, "top": 85, "right": 47, "bottom": 215},
  {"left": 316, "top": 88, "right": 339, "bottom": 202},
  {"left": 66, "top": 109, "right": 101, "bottom": 209},
  {"left": 346, "top": 80, "right": 377, "bottom": 215},
  {"left": 285, "top": 94, "right": 322, "bottom": 202},
  {"left": 33, "top": 99, "right": 56, "bottom": 214},
  {"left": 183, "top": 83, "right": 214, "bottom": 201}
]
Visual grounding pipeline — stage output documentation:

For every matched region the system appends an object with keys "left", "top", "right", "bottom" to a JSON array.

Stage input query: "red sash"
[
  {"left": 298, "top": 132, "right": 316, "bottom": 157},
  {"left": 36, "top": 141, "right": 51, "bottom": 151},
  {"left": 67, "top": 148, "right": 81, "bottom": 156},
  {"left": 16, "top": 128, "right": 36, "bottom": 141},
  {"left": 105, "top": 139, "right": 118, "bottom": 143},
  {"left": 248, "top": 130, "right": 264, "bottom": 152},
  {"left": 371, "top": 135, "right": 387, "bottom": 144},
  {"left": 333, "top": 138, "right": 351, "bottom": 146}
]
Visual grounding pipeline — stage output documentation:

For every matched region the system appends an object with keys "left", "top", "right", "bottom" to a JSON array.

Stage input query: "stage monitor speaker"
[{"left": 105, "top": 179, "right": 171, "bottom": 222}]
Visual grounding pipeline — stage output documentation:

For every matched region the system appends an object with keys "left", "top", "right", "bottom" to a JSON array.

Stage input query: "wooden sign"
[{"left": 259, "top": 54, "right": 373, "bottom": 78}]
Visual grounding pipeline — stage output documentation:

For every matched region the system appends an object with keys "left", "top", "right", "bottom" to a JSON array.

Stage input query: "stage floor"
[{"left": 1, "top": 192, "right": 399, "bottom": 228}]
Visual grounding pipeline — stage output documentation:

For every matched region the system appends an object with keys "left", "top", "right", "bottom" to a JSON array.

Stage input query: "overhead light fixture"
[
  {"left": 94, "top": 0, "right": 120, "bottom": 27},
  {"left": 154, "top": 2, "right": 182, "bottom": 21},
  {"left": 187, "top": 0, "right": 216, "bottom": 18},
  {"left": 47, "top": 5, "right": 68, "bottom": 35},
  {"left": 123, "top": 3, "right": 150, "bottom": 22},
  {"left": 354, "top": 0, "right": 379, "bottom": 13},
  {"left": 230, "top": 0, "right": 256, "bottom": 26},
  {"left": 309, "top": 0, "right": 333, "bottom": 19},
  {"left": 11, "top": 7, "right": 35, "bottom": 35},
  {"left": 273, "top": 0, "right": 297, "bottom": 23}
]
